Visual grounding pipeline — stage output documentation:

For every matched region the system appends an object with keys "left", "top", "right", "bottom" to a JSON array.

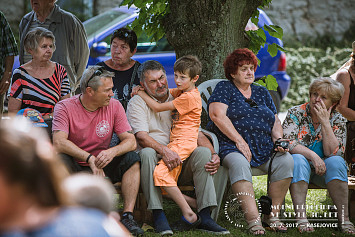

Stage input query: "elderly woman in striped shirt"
[{"left": 8, "top": 27, "right": 70, "bottom": 129}]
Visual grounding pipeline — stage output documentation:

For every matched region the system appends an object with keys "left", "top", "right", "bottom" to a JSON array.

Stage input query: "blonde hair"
[{"left": 309, "top": 77, "right": 344, "bottom": 104}]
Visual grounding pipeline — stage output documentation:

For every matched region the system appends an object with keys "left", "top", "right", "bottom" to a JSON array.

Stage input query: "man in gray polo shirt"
[{"left": 127, "top": 60, "right": 229, "bottom": 235}]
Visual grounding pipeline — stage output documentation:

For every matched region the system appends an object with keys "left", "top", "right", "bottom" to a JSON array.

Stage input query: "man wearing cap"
[{"left": 52, "top": 66, "right": 144, "bottom": 236}]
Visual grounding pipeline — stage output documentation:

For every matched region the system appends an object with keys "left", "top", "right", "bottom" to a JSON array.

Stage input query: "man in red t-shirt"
[{"left": 52, "top": 66, "right": 144, "bottom": 236}]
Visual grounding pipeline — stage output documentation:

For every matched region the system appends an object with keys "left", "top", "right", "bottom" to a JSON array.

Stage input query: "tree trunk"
[{"left": 163, "top": 0, "right": 261, "bottom": 85}]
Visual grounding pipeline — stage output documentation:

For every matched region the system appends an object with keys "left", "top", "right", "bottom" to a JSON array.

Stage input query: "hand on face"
[{"left": 313, "top": 99, "right": 334, "bottom": 124}]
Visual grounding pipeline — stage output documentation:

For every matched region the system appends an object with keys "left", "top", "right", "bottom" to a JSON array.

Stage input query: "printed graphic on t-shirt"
[
  {"left": 171, "top": 109, "right": 179, "bottom": 130},
  {"left": 96, "top": 120, "right": 110, "bottom": 137}
]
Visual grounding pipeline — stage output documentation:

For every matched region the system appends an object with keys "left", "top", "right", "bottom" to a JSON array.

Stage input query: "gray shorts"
[{"left": 222, "top": 152, "right": 294, "bottom": 185}]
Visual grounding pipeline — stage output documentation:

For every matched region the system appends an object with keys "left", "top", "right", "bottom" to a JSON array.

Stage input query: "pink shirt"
[{"left": 53, "top": 95, "right": 131, "bottom": 165}]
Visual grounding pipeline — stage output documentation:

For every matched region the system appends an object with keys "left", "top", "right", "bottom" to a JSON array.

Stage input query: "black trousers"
[{"left": 60, "top": 151, "right": 140, "bottom": 183}]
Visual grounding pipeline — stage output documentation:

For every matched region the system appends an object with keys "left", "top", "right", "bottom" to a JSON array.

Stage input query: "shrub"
[{"left": 281, "top": 47, "right": 352, "bottom": 111}]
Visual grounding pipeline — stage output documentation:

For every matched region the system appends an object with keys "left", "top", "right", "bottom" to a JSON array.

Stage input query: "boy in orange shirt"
[{"left": 136, "top": 55, "right": 202, "bottom": 229}]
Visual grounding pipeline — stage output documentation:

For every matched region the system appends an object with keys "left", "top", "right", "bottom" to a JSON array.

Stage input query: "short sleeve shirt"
[
  {"left": 52, "top": 95, "right": 131, "bottom": 165},
  {"left": 10, "top": 63, "right": 71, "bottom": 115},
  {"left": 127, "top": 93, "right": 173, "bottom": 149},
  {"left": 282, "top": 102, "right": 346, "bottom": 156},
  {"left": 207, "top": 80, "right": 277, "bottom": 167},
  {"left": 170, "top": 88, "right": 202, "bottom": 142}
]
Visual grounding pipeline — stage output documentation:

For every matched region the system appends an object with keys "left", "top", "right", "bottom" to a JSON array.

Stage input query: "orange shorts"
[{"left": 153, "top": 139, "right": 196, "bottom": 187}]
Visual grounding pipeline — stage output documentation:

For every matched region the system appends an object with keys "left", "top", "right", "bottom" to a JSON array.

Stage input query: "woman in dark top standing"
[
  {"left": 336, "top": 41, "right": 355, "bottom": 172},
  {"left": 207, "top": 48, "right": 293, "bottom": 235},
  {"left": 97, "top": 27, "right": 140, "bottom": 110}
]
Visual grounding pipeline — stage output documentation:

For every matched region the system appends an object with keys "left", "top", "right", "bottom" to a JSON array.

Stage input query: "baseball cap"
[{"left": 17, "top": 108, "right": 48, "bottom": 127}]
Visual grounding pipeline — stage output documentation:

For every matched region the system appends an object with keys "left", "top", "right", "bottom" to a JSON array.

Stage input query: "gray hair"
[
  {"left": 80, "top": 66, "right": 114, "bottom": 93},
  {"left": 138, "top": 60, "right": 166, "bottom": 83},
  {"left": 309, "top": 77, "right": 345, "bottom": 104},
  {"left": 24, "top": 27, "right": 56, "bottom": 54},
  {"left": 63, "top": 173, "right": 116, "bottom": 214}
]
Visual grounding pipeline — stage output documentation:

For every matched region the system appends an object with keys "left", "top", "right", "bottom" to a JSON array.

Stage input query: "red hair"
[{"left": 223, "top": 48, "right": 258, "bottom": 81}]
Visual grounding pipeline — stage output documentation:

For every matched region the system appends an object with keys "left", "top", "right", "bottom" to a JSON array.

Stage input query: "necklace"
[{"left": 79, "top": 95, "right": 97, "bottom": 112}]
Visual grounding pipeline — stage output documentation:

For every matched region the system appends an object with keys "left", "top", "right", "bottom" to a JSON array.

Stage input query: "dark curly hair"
[
  {"left": 223, "top": 48, "right": 258, "bottom": 81},
  {"left": 111, "top": 27, "right": 137, "bottom": 53}
]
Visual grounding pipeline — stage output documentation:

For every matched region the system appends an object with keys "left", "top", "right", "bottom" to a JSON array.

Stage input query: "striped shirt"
[
  {"left": 10, "top": 63, "right": 71, "bottom": 115},
  {"left": 0, "top": 11, "right": 18, "bottom": 79}
]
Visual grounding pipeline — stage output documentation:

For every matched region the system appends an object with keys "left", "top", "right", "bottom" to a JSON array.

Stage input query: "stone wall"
[{"left": 264, "top": 0, "right": 355, "bottom": 42}]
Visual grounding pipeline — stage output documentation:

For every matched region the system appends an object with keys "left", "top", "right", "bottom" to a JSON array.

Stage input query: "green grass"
[{"left": 117, "top": 175, "right": 353, "bottom": 236}]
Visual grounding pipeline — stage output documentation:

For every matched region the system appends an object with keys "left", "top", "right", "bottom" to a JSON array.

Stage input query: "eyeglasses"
[
  {"left": 86, "top": 67, "right": 104, "bottom": 88},
  {"left": 245, "top": 98, "right": 258, "bottom": 108}
]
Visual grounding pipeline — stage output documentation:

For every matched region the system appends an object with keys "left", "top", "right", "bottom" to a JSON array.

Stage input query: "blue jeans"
[{"left": 291, "top": 154, "right": 348, "bottom": 187}]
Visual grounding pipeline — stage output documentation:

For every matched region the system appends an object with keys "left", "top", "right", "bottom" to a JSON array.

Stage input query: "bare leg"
[
  {"left": 164, "top": 193, "right": 197, "bottom": 209},
  {"left": 268, "top": 178, "right": 292, "bottom": 217},
  {"left": 164, "top": 186, "right": 197, "bottom": 223},
  {"left": 289, "top": 181, "right": 308, "bottom": 220},
  {"left": 231, "top": 180, "right": 260, "bottom": 223},
  {"left": 289, "top": 180, "right": 314, "bottom": 232},
  {"left": 327, "top": 179, "right": 349, "bottom": 222},
  {"left": 121, "top": 162, "right": 140, "bottom": 213}
]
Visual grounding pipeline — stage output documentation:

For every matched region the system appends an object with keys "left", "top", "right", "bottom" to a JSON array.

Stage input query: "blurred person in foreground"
[
  {"left": 0, "top": 118, "right": 112, "bottom": 236},
  {"left": 52, "top": 66, "right": 143, "bottom": 236},
  {"left": 19, "top": 0, "right": 89, "bottom": 91},
  {"left": 207, "top": 48, "right": 293, "bottom": 235},
  {"left": 8, "top": 27, "right": 70, "bottom": 132},
  {"left": 336, "top": 41, "right": 355, "bottom": 173},
  {"left": 282, "top": 77, "right": 352, "bottom": 234},
  {"left": 0, "top": 11, "right": 18, "bottom": 117},
  {"left": 63, "top": 173, "right": 131, "bottom": 237}
]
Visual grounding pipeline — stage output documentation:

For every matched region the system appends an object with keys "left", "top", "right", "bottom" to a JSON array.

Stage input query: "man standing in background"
[
  {"left": 0, "top": 11, "right": 18, "bottom": 117},
  {"left": 19, "top": 0, "right": 89, "bottom": 91}
]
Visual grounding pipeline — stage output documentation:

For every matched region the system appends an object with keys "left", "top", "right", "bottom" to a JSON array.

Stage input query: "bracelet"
[
  {"left": 212, "top": 152, "right": 218, "bottom": 156},
  {"left": 86, "top": 154, "right": 93, "bottom": 163}
]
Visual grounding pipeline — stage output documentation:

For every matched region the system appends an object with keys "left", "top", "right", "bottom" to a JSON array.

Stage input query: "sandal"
[
  {"left": 262, "top": 216, "right": 287, "bottom": 233},
  {"left": 248, "top": 220, "right": 265, "bottom": 235},
  {"left": 297, "top": 219, "right": 314, "bottom": 233},
  {"left": 340, "top": 221, "right": 355, "bottom": 235}
]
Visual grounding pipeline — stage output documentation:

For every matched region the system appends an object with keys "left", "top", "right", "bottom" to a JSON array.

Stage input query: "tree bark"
[{"left": 163, "top": 0, "right": 261, "bottom": 84}]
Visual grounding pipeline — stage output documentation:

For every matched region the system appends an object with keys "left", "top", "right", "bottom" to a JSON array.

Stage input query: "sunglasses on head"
[
  {"left": 86, "top": 67, "right": 104, "bottom": 88},
  {"left": 245, "top": 98, "right": 258, "bottom": 108},
  {"left": 113, "top": 29, "right": 133, "bottom": 40}
]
